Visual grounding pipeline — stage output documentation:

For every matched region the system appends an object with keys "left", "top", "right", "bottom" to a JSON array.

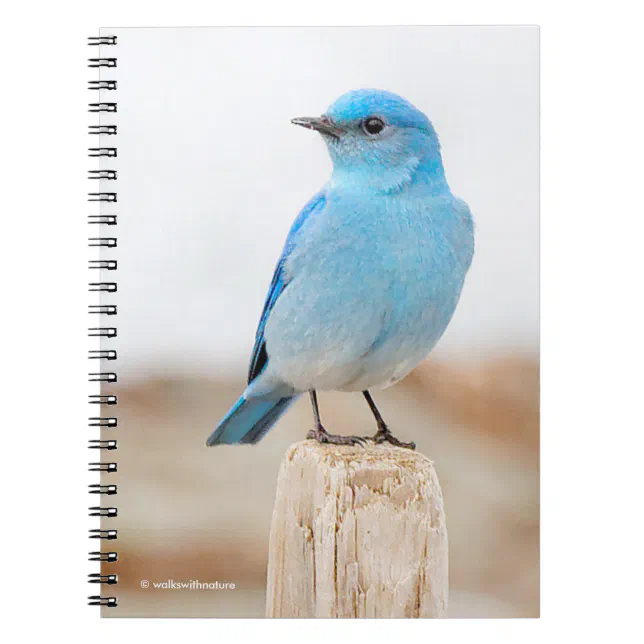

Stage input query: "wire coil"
[
  {"left": 88, "top": 237, "right": 117, "bottom": 248},
  {"left": 88, "top": 216, "right": 117, "bottom": 226},
  {"left": 88, "top": 36, "right": 117, "bottom": 46},
  {"left": 88, "top": 80, "right": 117, "bottom": 91},
  {"left": 88, "top": 596, "right": 118, "bottom": 607},
  {"left": 88, "top": 58, "right": 117, "bottom": 68},
  {"left": 88, "top": 33, "right": 118, "bottom": 609},
  {"left": 89, "top": 103, "right": 118, "bottom": 113},
  {"left": 88, "top": 193, "right": 117, "bottom": 203},
  {"left": 89, "top": 529, "right": 118, "bottom": 539},
  {"left": 88, "top": 148, "right": 117, "bottom": 157}
]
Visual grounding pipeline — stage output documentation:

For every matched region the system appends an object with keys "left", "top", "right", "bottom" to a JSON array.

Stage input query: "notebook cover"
[{"left": 88, "top": 26, "right": 539, "bottom": 618}]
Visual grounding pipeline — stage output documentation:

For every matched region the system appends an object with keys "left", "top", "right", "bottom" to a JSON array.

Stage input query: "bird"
[{"left": 206, "top": 89, "right": 474, "bottom": 450}]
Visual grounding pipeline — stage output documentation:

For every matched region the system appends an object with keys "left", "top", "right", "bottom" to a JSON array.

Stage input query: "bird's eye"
[{"left": 362, "top": 117, "right": 385, "bottom": 136}]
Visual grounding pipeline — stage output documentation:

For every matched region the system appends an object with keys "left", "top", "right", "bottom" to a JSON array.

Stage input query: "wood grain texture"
[{"left": 266, "top": 440, "right": 448, "bottom": 618}]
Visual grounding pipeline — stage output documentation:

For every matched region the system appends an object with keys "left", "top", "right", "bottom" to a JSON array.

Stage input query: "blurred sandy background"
[
  {"left": 97, "top": 26, "right": 539, "bottom": 617},
  {"left": 102, "top": 357, "right": 538, "bottom": 617}
]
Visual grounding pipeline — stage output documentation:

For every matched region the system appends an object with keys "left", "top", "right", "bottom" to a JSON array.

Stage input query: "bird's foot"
[
  {"left": 307, "top": 425, "right": 367, "bottom": 447},
  {"left": 372, "top": 425, "right": 416, "bottom": 450}
]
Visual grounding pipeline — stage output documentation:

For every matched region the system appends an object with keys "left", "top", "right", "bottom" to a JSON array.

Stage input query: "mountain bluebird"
[{"left": 207, "top": 89, "right": 474, "bottom": 449}]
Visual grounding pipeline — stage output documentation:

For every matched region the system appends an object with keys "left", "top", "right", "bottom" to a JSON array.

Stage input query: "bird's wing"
[{"left": 247, "top": 191, "right": 326, "bottom": 384}]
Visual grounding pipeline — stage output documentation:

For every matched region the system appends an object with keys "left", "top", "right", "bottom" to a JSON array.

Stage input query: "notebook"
[{"left": 88, "top": 26, "right": 539, "bottom": 618}]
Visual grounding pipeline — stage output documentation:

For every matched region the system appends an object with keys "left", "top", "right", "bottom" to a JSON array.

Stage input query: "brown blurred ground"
[{"left": 102, "top": 353, "right": 539, "bottom": 618}]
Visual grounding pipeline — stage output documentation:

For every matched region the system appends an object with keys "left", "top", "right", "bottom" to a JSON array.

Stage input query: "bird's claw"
[
  {"left": 307, "top": 426, "right": 367, "bottom": 447},
  {"left": 372, "top": 428, "right": 416, "bottom": 450}
]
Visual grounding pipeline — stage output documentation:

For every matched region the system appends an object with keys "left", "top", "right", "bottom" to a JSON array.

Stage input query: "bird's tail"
[{"left": 206, "top": 393, "right": 298, "bottom": 446}]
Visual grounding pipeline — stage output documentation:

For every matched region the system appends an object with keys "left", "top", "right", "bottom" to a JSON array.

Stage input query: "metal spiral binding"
[
  {"left": 88, "top": 306, "right": 117, "bottom": 316},
  {"left": 89, "top": 170, "right": 117, "bottom": 180},
  {"left": 89, "top": 484, "right": 118, "bottom": 495},
  {"left": 88, "top": 393, "right": 118, "bottom": 404},
  {"left": 88, "top": 327, "right": 117, "bottom": 338},
  {"left": 88, "top": 215, "right": 117, "bottom": 225},
  {"left": 89, "top": 551, "right": 118, "bottom": 562},
  {"left": 88, "top": 193, "right": 117, "bottom": 203},
  {"left": 88, "top": 33, "right": 118, "bottom": 609},
  {"left": 89, "top": 283, "right": 117, "bottom": 294},
  {"left": 89, "top": 372, "right": 117, "bottom": 383},
  {"left": 88, "top": 148, "right": 117, "bottom": 157},
  {"left": 89, "top": 528, "right": 118, "bottom": 539},
  {"left": 88, "top": 58, "right": 117, "bottom": 68},
  {"left": 89, "top": 260, "right": 118, "bottom": 270},
  {"left": 89, "top": 507, "right": 118, "bottom": 518},
  {"left": 89, "top": 463, "right": 118, "bottom": 473},
  {"left": 89, "top": 440, "right": 118, "bottom": 450},
  {"left": 88, "top": 596, "right": 118, "bottom": 607},
  {"left": 88, "top": 80, "right": 117, "bottom": 91},
  {"left": 88, "top": 237, "right": 117, "bottom": 247},
  {"left": 89, "top": 574, "right": 119, "bottom": 584},
  {"left": 88, "top": 36, "right": 117, "bottom": 45},
  {"left": 89, "top": 416, "right": 118, "bottom": 426},
  {"left": 89, "top": 103, "right": 117, "bottom": 113},
  {"left": 89, "top": 125, "right": 117, "bottom": 135},
  {"left": 89, "top": 350, "right": 117, "bottom": 360}
]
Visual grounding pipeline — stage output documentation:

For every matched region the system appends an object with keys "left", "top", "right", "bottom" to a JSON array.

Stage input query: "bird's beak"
[{"left": 291, "top": 115, "right": 344, "bottom": 140}]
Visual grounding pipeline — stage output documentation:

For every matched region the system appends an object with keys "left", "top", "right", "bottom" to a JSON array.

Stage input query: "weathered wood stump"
[{"left": 265, "top": 440, "right": 448, "bottom": 618}]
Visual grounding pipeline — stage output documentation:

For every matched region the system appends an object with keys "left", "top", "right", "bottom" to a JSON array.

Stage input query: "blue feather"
[
  {"left": 206, "top": 393, "right": 298, "bottom": 446},
  {"left": 247, "top": 192, "right": 326, "bottom": 383}
]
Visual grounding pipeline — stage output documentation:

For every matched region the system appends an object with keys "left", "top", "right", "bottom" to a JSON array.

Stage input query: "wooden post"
[{"left": 265, "top": 440, "right": 448, "bottom": 618}]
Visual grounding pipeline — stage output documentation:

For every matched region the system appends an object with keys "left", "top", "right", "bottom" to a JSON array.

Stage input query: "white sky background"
[{"left": 101, "top": 26, "right": 539, "bottom": 381}]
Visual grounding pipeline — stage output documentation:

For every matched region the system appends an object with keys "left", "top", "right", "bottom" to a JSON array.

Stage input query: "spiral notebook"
[{"left": 88, "top": 26, "right": 540, "bottom": 618}]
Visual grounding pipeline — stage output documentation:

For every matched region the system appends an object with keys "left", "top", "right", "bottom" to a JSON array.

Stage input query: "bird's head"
[{"left": 292, "top": 89, "right": 446, "bottom": 194}]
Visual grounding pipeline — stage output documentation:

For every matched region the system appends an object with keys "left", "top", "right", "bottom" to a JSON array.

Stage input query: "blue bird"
[{"left": 206, "top": 89, "right": 474, "bottom": 449}]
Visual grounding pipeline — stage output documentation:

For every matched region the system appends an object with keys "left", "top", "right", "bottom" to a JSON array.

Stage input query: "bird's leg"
[
  {"left": 362, "top": 390, "right": 416, "bottom": 450},
  {"left": 306, "top": 390, "right": 366, "bottom": 446}
]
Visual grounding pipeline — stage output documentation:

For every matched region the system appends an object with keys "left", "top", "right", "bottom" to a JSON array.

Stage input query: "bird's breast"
[{"left": 267, "top": 191, "right": 473, "bottom": 392}]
